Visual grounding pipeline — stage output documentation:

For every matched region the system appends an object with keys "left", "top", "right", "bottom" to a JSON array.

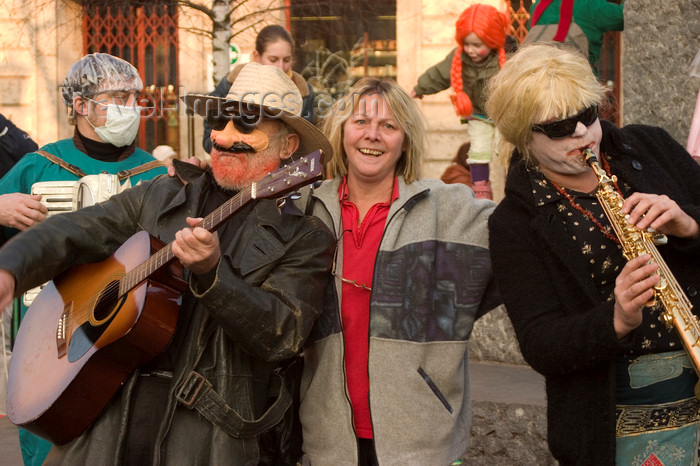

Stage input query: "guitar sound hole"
[{"left": 93, "top": 280, "right": 124, "bottom": 322}]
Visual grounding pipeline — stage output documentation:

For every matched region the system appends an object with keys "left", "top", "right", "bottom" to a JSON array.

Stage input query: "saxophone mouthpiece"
[{"left": 582, "top": 148, "right": 597, "bottom": 167}]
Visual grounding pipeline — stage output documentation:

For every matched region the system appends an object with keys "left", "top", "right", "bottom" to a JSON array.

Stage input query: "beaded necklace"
[{"left": 548, "top": 153, "right": 621, "bottom": 245}]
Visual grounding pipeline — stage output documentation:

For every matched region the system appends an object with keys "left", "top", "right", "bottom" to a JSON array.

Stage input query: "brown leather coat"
[{"left": 0, "top": 161, "right": 334, "bottom": 465}]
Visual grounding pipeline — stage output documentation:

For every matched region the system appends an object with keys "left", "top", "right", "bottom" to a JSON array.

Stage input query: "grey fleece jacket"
[{"left": 299, "top": 176, "right": 501, "bottom": 465}]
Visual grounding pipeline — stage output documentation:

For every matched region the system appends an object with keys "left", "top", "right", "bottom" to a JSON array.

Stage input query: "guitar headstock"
[{"left": 252, "top": 150, "right": 324, "bottom": 200}]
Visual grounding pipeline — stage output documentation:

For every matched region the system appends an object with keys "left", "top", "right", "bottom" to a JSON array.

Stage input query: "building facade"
[{"left": 1, "top": 1, "right": 694, "bottom": 183}]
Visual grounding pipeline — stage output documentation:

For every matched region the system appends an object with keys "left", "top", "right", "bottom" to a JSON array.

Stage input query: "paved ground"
[
  {"left": 0, "top": 361, "right": 545, "bottom": 464},
  {"left": 471, "top": 360, "right": 546, "bottom": 406},
  {"left": 0, "top": 416, "right": 22, "bottom": 466}
]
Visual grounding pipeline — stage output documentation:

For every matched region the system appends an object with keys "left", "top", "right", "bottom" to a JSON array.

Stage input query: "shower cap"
[{"left": 61, "top": 53, "right": 143, "bottom": 107}]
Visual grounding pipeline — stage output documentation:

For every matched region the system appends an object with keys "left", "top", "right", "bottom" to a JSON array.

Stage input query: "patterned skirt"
[{"left": 616, "top": 351, "right": 700, "bottom": 466}]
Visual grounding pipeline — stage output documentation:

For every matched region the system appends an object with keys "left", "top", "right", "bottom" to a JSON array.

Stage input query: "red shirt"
[{"left": 338, "top": 177, "right": 399, "bottom": 439}]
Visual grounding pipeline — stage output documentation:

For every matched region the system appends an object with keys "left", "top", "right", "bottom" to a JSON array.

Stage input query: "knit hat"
[
  {"left": 183, "top": 62, "right": 332, "bottom": 163},
  {"left": 450, "top": 4, "right": 509, "bottom": 117}
]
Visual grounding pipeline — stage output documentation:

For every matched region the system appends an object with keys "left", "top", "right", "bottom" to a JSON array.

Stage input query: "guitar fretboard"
[{"left": 118, "top": 188, "right": 254, "bottom": 295}]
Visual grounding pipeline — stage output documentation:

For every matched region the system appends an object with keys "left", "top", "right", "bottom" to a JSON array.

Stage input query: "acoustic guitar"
[{"left": 6, "top": 150, "right": 324, "bottom": 444}]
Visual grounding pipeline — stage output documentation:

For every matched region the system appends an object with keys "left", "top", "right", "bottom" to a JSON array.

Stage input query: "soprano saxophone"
[{"left": 583, "top": 149, "right": 700, "bottom": 397}]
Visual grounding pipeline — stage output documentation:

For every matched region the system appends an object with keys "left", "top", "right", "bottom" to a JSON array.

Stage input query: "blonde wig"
[{"left": 485, "top": 43, "right": 607, "bottom": 163}]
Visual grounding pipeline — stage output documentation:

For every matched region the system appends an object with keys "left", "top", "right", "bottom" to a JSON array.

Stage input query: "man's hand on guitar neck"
[
  {"left": 0, "top": 269, "right": 16, "bottom": 309},
  {"left": 172, "top": 217, "right": 221, "bottom": 276}
]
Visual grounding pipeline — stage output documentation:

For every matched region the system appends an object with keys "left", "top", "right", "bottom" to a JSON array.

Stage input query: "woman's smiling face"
[{"left": 342, "top": 93, "right": 406, "bottom": 185}]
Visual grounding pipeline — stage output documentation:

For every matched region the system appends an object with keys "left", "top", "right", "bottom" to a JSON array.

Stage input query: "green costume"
[
  {"left": 529, "top": 0, "right": 624, "bottom": 68},
  {"left": 0, "top": 138, "right": 165, "bottom": 240},
  {"left": 0, "top": 136, "right": 165, "bottom": 466}
]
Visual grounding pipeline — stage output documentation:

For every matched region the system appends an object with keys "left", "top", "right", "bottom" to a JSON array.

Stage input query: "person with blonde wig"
[
  {"left": 411, "top": 3, "right": 512, "bottom": 200},
  {"left": 487, "top": 43, "right": 700, "bottom": 463},
  {"left": 298, "top": 77, "right": 501, "bottom": 465}
]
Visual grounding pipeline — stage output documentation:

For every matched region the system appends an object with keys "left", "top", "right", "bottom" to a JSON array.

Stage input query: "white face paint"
[{"left": 529, "top": 119, "right": 603, "bottom": 179}]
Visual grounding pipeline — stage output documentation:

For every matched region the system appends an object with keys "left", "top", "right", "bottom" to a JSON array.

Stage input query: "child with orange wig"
[{"left": 411, "top": 3, "right": 512, "bottom": 200}]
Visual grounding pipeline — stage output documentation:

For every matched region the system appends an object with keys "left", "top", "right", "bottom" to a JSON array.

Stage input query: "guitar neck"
[
  {"left": 118, "top": 187, "right": 254, "bottom": 295},
  {"left": 116, "top": 149, "right": 323, "bottom": 297}
]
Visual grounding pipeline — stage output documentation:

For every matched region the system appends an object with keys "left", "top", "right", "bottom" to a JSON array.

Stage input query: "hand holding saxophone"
[
  {"left": 621, "top": 192, "right": 700, "bottom": 239},
  {"left": 612, "top": 253, "right": 660, "bottom": 339}
]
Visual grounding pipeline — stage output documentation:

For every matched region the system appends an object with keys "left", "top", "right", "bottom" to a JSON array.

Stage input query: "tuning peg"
[
  {"left": 289, "top": 191, "right": 301, "bottom": 200},
  {"left": 276, "top": 198, "right": 287, "bottom": 209}
]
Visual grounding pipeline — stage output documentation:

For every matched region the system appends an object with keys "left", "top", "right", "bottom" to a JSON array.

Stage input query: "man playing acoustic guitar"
[{"left": 0, "top": 62, "right": 335, "bottom": 465}]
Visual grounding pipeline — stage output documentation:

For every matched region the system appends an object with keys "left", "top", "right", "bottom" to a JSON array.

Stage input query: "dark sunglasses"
[
  {"left": 206, "top": 112, "right": 260, "bottom": 133},
  {"left": 532, "top": 105, "right": 599, "bottom": 139}
]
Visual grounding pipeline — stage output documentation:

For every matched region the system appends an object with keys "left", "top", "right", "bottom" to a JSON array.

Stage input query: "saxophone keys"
[
  {"left": 660, "top": 310, "right": 673, "bottom": 328},
  {"left": 645, "top": 293, "right": 658, "bottom": 308},
  {"left": 654, "top": 275, "right": 667, "bottom": 291},
  {"left": 650, "top": 230, "right": 668, "bottom": 245}
]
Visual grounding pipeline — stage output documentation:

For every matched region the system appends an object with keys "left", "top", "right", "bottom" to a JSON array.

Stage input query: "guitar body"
[{"left": 7, "top": 231, "right": 186, "bottom": 445}]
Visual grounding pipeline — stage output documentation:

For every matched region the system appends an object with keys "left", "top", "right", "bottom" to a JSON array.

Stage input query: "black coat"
[
  {"left": 488, "top": 120, "right": 700, "bottom": 464},
  {"left": 0, "top": 161, "right": 335, "bottom": 465},
  {"left": 0, "top": 113, "right": 38, "bottom": 178}
]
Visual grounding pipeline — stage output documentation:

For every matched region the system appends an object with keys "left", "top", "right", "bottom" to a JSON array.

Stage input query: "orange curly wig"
[{"left": 450, "top": 3, "right": 509, "bottom": 117}]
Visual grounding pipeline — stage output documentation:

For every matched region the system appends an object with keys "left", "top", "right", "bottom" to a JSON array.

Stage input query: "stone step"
[
  {"left": 470, "top": 360, "right": 546, "bottom": 406},
  {"left": 466, "top": 361, "right": 555, "bottom": 464}
]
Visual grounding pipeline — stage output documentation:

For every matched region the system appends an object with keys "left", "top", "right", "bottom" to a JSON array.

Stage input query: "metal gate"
[{"left": 83, "top": 3, "right": 179, "bottom": 154}]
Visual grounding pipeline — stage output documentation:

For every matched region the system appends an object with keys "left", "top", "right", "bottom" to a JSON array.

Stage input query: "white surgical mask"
[{"left": 88, "top": 101, "right": 141, "bottom": 147}]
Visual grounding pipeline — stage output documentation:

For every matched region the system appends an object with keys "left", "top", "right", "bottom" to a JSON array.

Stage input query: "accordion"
[{"left": 23, "top": 174, "right": 132, "bottom": 306}]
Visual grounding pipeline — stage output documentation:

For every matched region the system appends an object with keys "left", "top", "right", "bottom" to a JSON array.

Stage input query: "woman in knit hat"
[{"left": 411, "top": 3, "right": 512, "bottom": 200}]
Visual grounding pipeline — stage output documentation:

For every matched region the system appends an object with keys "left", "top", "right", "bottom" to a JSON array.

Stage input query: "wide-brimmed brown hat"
[{"left": 183, "top": 62, "right": 332, "bottom": 163}]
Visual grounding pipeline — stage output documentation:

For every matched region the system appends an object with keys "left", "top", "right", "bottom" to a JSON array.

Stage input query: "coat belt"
[{"left": 175, "top": 370, "right": 291, "bottom": 438}]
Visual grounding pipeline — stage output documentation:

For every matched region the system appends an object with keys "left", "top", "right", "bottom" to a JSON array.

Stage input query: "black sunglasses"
[
  {"left": 532, "top": 105, "right": 599, "bottom": 139},
  {"left": 206, "top": 112, "right": 260, "bottom": 133}
]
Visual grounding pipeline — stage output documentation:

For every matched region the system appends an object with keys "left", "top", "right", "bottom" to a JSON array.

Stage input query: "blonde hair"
[
  {"left": 322, "top": 78, "right": 426, "bottom": 184},
  {"left": 485, "top": 43, "right": 607, "bottom": 163}
]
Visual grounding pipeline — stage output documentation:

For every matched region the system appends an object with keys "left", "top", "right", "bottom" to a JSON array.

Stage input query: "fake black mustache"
[{"left": 212, "top": 141, "right": 255, "bottom": 153}]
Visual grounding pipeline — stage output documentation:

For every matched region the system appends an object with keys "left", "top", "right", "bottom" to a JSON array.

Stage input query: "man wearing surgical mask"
[
  {"left": 0, "top": 52, "right": 166, "bottom": 466},
  {"left": 0, "top": 53, "right": 165, "bottom": 241}
]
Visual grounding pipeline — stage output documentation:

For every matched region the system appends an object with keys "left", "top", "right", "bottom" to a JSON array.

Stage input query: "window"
[
  {"left": 290, "top": 0, "right": 396, "bottom": 104},
  {"left": 83, "top": 2, "right": 179, "bottom": 152}
]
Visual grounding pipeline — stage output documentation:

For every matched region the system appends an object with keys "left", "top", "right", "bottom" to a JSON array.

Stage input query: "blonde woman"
[{"left": 299, "top": 78, "right": 501, "bottom": 465}]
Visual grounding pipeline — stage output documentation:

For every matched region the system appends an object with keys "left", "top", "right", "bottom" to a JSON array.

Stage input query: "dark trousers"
[{"left": 358, "top": 438, "right": 378, "bottom": 466}]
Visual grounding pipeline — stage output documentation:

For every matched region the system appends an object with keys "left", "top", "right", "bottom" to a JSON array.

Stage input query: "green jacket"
[
  {"left": 529, "top": 0, "right": 624, "bottom": 67},
  {"left": 413, "top": 49, "right": 500, "bottom": 116},
  {"left": 0, "top": 137, "right": 166, "bottom": 241}
]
